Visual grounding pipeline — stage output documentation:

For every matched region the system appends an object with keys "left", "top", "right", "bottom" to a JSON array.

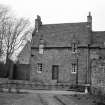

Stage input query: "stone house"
[
  {"left": 31, "top": 13, "right": 93, "bottom": 86},
  {"left": 17, "top": 13, "right": 105, "bottom": 90}
]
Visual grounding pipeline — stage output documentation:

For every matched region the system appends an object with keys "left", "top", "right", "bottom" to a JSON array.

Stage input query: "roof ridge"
[
  {"left": 93, "top": 31, "right": 105, "bottom": 33},
  {"left": 43, "top": 22, "right": 87, "bottom": 26}
]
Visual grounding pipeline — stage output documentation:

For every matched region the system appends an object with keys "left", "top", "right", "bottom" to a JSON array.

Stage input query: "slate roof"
[
  {"left": 32, "top": 22, "right": 91, "bottom": 47},
  {"left": 92, "top": 31, "right": 105, "bottom": 47}
]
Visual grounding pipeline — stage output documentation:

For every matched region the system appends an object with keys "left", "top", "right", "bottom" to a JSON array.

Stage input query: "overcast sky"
[{"left": 0, "top": 0, "right": 105, "bottom": 31}]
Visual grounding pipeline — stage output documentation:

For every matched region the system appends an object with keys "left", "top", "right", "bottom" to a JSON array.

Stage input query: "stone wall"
[
  {"left": 13, "top": 64, "right": 30, "bottom": 80},
  {"left": 90, "top": 48, "right": 105, "bottom": 95},
  {"left": 30, "top": 47, "right": 88, "bottom": 85}
]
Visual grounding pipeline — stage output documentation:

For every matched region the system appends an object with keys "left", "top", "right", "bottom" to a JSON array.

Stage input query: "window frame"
[
  {"left": 71, "top": 63, "right": 77, "bottom": 74},
  {"left": 39, "top": 44, "right": 44, "bottom": 54},
  {"left": 72, "top": 43, "right": 78, "bottom": 53},
  {"left": 37, "top": 63, "right": 43, "bottom": 73}
]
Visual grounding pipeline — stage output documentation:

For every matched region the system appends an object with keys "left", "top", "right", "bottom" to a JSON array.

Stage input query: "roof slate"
[
  {"left": 32, "top": 22, "right": 91, "bottom": 47},
  {"left": 92, "top": 31, "right": 105, "bottom": 47}
]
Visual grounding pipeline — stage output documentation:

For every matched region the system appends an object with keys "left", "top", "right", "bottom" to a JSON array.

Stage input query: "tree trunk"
[
  {"left": 5, "top": 54, "right": 14, "bottom": 79},
  {"left": 5, "top": 55, "right": 9, "bottom": 78}
]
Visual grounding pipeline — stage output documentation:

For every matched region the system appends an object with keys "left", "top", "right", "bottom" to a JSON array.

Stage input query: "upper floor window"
[
  {"left": 39, "top": 37, "right": 44, "bottom": 54},
  {"left": 71, "top": 35, "right": 78, "bottom": 53},
  {"left": 72, "top": 43, "right": 77, "bottom": 53},
  {"left": 39, "top": 44, "right": 44, "bottom": 54},
  {"left": 90, "top": 51, "right": 99, "bottom": 59}
]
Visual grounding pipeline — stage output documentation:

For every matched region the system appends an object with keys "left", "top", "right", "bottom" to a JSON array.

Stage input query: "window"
[
  {"left": 39, "top": 37, "right": 44, "bottom": 54},
  {"left": 31, "top": 54, "right": 34, "bottom": 57},
  {"left": 72, "top": 43, "right": 77, "bottom": 53},
  {"left": 39, "top": 44, "right": 44, "bottom": 54},
  {"left": 97, "top": 80, "right": 104, "bottom": 85},
  {"left": 37, "top": 63, "right": 43, "bottom": 73},
  {"left": 90, "top": 52, "right": 99, "bottom": 59},
  {"left": 71, "top": 63, "right": 77, "bottom": 74},
  {"left": 100, "top": 65, "right": 105, "bottom": 73},
  {"left": 72, "top": 43, "right": 76, "bottom": 52}
]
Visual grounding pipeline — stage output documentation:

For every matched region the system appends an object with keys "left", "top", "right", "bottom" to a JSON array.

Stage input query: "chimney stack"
[
  {"left": 35, "top": 15, "right": 42, "bottom": 32},
  {"left": 87, "top": 12, "right": 92, "bottom": 30}
]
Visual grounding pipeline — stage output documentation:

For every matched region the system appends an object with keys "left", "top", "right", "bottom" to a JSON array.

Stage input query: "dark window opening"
[
  {"left": 31, "top": 54, "right": 34, "bottom": 57},
  {"left": 72, "top": 43, "right": 77, "bottom": 53},
  {"left": 71, "top": 63, "right": 77, "bottom": 73},
  {"left": 37, "top": 63, "right": 43, "bottom": 73}
]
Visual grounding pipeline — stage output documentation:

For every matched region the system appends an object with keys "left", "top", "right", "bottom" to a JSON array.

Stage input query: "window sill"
[
  {"left": 71, "top": 72, "right": 77, "bottom": 74},
  {"left": 37, "top": 71, "right": 42, "bottom": 74}
]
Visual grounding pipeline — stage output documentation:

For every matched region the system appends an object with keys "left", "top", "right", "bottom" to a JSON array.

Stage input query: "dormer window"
[
  {"left": 39, "top": 44, "right": 44, "bottom": 54},
  {"left": 72, "top": 42, "right": 77, "bottom": 53},
  {"left": 71, "top": 34, "right": 78, "bottom": 54},
  {"left": 71, "top": 39, "right": 78, "bottom": 53},
  {"left": 39, "top": 36, "right": 44, "bottom": 54}
]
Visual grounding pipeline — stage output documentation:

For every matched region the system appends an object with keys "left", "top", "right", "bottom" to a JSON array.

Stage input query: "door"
[{"left": 52, "top": 65, "right": 59, "bottom": 82}]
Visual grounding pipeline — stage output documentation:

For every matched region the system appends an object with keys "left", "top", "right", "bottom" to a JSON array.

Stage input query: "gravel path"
[
  {"left": 39, "top": 93, "right": 62, "bottom": 105},
  {"left": 0, "top": 90, "right": 94, "bottom": 105},
  {"left": 12, "top": 93, "right": 43, "bottom": 105},
  {"left": 20, "top": 89, "right": 86, "bottom": 95}
]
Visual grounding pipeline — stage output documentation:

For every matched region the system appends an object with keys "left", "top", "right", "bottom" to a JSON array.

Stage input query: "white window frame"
[
  {"left": 39, "top": 44, "right": 44, "bottom": 54},
  {"left": 37, "top": 63, "right": 43, "bottom": 73},
  {"left": 71, "top": 63, "right": 77, "bottom": 74}
]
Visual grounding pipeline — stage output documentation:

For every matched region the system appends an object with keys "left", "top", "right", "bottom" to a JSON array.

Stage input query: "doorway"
[{"left": 52, "top": 65, "right": 59, "bottom": 82}]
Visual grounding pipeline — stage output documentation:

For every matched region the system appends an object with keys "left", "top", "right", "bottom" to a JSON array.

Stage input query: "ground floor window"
[
  {"left": 52, "top": 65, "right": 59, "bottom": 80},
  {"left": 71, "top": 63, "right": 77, "bottom": 74},
  {"left": 37, "top": 63, "right": 43, "bottom": 73}
]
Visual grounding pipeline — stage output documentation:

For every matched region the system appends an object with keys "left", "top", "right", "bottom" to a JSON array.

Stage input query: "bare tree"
[
  {"left": 0, "top": 5, "right": 32, "bottom": 78},
  {"left": 4, "top": 18, "right": 31, "bottom": 60},
  {"left": 0, "top": 5, "right": 10, "bottom": 58}
]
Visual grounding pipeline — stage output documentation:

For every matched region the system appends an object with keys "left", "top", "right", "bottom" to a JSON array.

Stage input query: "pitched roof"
[
  {"left": 32, "top": 22, "right": 91, "bottom": 47},
  {"left": 92, "top": 31, "right": 105, "bottom": 47}
]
